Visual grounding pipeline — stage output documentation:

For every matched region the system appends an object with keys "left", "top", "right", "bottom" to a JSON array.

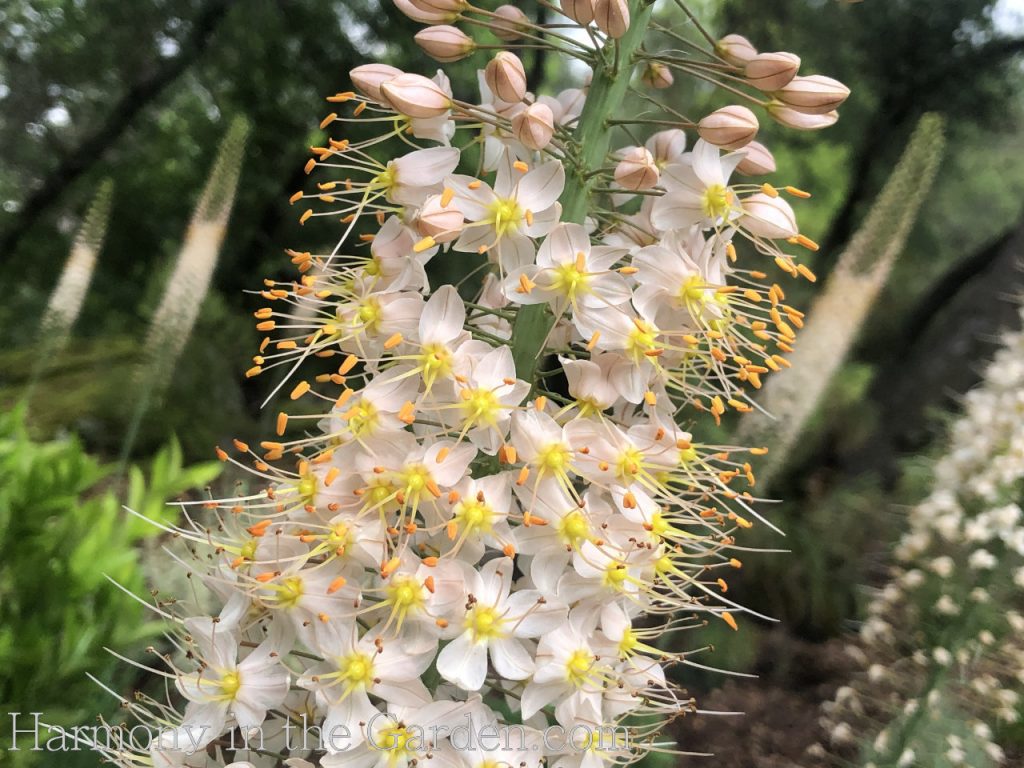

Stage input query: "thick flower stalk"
[
  {"left": 816, "top": 305, "right": 1024, "bottom": 767},
  {"left": 100, "top": 4, "right": 845, "bottom": 767}
]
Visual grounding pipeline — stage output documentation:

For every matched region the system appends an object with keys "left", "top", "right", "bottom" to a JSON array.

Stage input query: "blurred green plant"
[{"left": 0, "top": 405, "right": 221, "bottom": 767}]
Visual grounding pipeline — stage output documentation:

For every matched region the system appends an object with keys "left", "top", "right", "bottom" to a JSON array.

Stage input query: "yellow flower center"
[
  {"left": 488, "top": 197, "right": 523, "bottom": 238},
  {"left": 356, "top": 297, "right": 383, "bottom": 331},
  {"left": 701, "top": 183, "right": 733, "bottom": 220},
  {"left": 680, "top": 274, "right": 709, "bottom": 303},
  {"left": 348, "top": 398, "right": 379, "bottom": 438},
  {"left": 385, "top": 575, "right": 425, "bottom": 626},
  {"left": 618, "top": 628, "right": 639, "bottom": 657},
  {"left": 455, "top": 499, "right": 494, "bottom": 534},
  {"left": 565, "top": 649, "right": 594, "bottom": 686},
  {"left": 626, "top": 320, "right": 659, "bottom": 362},
  {"left": 616, "top": 447, "right": 645, "bottom": 482},
  {"left": 604, "top": 563, "right": 629, "bottom": 591},
  {"left": 337, "top": 651, "right": 375, "bottom": 689},
  {"left": 461, "top": 388, "right": 500, "bottom": 427},
  {"left": 218, "top": 670, "right": 242, "bottom": 700},
  {"left": 536, "top": 443, "right": 571, "bottom": 474},
  {"left": 277, "top": 576, "right": 305, "bottom": 609},
  {"left": 374, "top": 164, "right": 399, "bottom": 198},
  {"left": 557, "top": 510, "right": 590, "bottom": 548},
  {"left": 418, "top": 342, "right": 453, "bottom": 389},
  {"left": 466, "top": 605, "right": 505, "bottom": 642},
  {"left": 550, "top": 262, "right": 590, "bottom": 301}
]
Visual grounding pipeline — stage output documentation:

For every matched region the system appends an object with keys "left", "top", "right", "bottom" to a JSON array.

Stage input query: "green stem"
[{"left": 510, "top": 0, "right": 655, "bottom": 384}]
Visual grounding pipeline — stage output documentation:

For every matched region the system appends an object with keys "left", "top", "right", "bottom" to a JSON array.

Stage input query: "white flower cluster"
[
  {"left": 100, "top": 3, "right": 846, "bottom": 767},
  {"left": 819, "top": 307, "right": 1024, "bottom": 766}
]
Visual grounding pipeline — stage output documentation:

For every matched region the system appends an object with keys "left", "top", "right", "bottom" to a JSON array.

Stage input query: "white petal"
[
  {"left": 490, "top": 638, "right": 535, "bottom": 680},
  {"left": 437, "top": 632, "right": 488, "bottom": 690}
]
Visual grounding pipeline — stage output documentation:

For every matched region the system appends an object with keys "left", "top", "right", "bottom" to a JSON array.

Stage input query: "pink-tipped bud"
[
  {"left": 744, "top": 52, "right": 800, "bottom": 92},
  {"left": 512, "top": 103, "right": 556, "bottom": 151},
  {"left": 776, "top": 75, "right": 850, "bottom": 114},
  {"left": 647, "top": 129, "right": 687, "bottom": 166},
  {"left": 394, "top": 0, "right": 452, "bottom": 24},
  {"left": 415, "top": 25, "right": 476, "bottom": 62},
  {"left": 641, "top": 61, "right": 674, "bottom": 90},
  {"left": 351, "top": 63, "right": 404, "bottom": 104},
  {"left": 767, "top": 102, "right": 839, "bottom": 131},
  {"left": 735, "top": 141, "right": 776, "bottom": 176},
  {"left": 560, "top": 0, "right": 594, "bottom": 26},
  {"left": 697, "top": 105, "right": 759, "bottom": 150},
  {"left": 381, "top": 73, "right": 452, "bottom": 118},
  {"left": 615, "top": 147, "right": 660, "bottom": 191},
  {"left": 492, "top": 5, "right": 530, "bottom": 41},
  {"left": 742, "top": 193, "right": 798, "bottom": 239},
  {"left": 417, "top": 194, "right": 464, "bottom": 243},
  {"left": 594, "top": 0, "right": 630, "bottom": 38},
  {"left": 485, "top": 52, "right": 527, "bottom": 104},
  {"left": 716, "top": 34, "right": 758, "bottom": 67},
  {"left": 409, "top": 0, "right": 466, "bottom": 16}
]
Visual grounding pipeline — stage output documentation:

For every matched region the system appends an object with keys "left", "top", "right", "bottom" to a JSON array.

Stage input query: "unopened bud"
[
  {"left": 735, "top": 140, "right": 776, "bottom": 176},
  {"left": 351, "top": 64, "right": 404, "bottom": 105},
  {"left": 417, "top": 194, "right": 464, "bottom": 243},
  {"left": 776, "top": 75, "right": 850, "bottom": 114},
  {"left": 512, "top": 103, "right": 556, "bottom": 151},
  {"left": 492, "top": 5, "right": 530, "bottom": 41},
  {"left": 716, "top": 34, "right": 758, "bottom": 67},
  {"left": 697, "top": 105, "right": 759, "bottom": 150},
  {"left": 742, "top": 193, "right": 798, "bottom": 239},
  {"left": 594, "top": 0, "right": 629, "bottom": 38},
  {"left": 415, "top": 25, "right": 476, "bottom": 62},
  {"left": 615, "top": 147, "right": 660, "bottom": 191},
  {"left": 641, "top": 61, "right": 674, "bottom": 90},
  {"left": 380, "top": 73, "right": 452, "bottom": 118},
  {"left": 744, "top": 52, "right": 800, "bottom": 92},
  {"left": 485, "top": 52, "right": 527, "bottom": 104},
  {"left": 560, "top": 0, "right": 594, "bottom": 26},
  {"left": 394, "top": 0, "right": 452, "bottom": 24},
  {"left": 648, "top": 129, "right": 687, "bottom": 166},
  {"left": 409, "top": 0, "right": 466, "bottom": 17},
  {"left": 768, "top": 102, "right": 839, "bottom": 131}
]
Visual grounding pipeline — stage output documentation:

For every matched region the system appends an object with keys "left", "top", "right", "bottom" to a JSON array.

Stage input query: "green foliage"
[{"left": 0, "top": 405, "right": 220, "bottom": 767}]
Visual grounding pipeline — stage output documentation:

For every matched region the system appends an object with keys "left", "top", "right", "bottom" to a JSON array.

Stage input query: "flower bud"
[
  {"left": 697, "top": 105, "right": 759, "bottom": 150},
  {"left": 615, "top": 147, "right": 660, "bottom": 191},
  {"left": 415, "top": 25, "right": 476, "bottom": 62},
  {"left": 492, "top": 5, "right": 530, "bottom": 41},
  {"left": 594, "top": 0, "right": 629, "bottom": 38},
  {"left": 416, "top": 194, "right": 464, "bottom": 243},
  {"left": 380, "top": 73, "right": 452, "bottom": 118},
  {"left": 647, "top": 129, "right": 687, "bottom": 166},
  {"left": 350, "top": 63, "right": 403, "bottom": 104},
  {"left": 641, "top": 61, "right": 674, "bottom": 90},
  {"left": 485, "top": 52, "right": 527, "bottom": 104},
  {"left": 511, "top": 103, "right": 556, "bottom": 151},
  {"left": 776, "top": 75, "right": 850, "bottom": 114},
  {"left": 735, "top": 140, "right": 776, "bottom": 176},
  {"left": 744, "top": 52, "right": 800, "bottom": 92},
  {"left": 409, "top": 0, "right": 466, "bottom": 17},
  {"left": 560, "top": 0, "right": 594, "bottom": 26},
  {"left": 742, "top": 193, "right": 798, "bottom": 239},
  {"left": 767, "top": 102, "right": 839, "bottom": 131},
  {"left": 716, "top": 34, "right": 758, "bottom": 67},
  {"left": 394, "top": 0, "right": 452, "bottom": 24}
]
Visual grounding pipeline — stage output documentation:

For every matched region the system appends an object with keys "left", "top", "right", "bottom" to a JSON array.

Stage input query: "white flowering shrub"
[
  {"left": 819, "top": 306, "right": 1024, "bottom": 767},
  {"left": 94, "top": 2, "right": 847, "bottom": 766}
]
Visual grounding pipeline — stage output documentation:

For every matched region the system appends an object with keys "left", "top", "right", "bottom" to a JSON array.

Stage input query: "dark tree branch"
[{"left": 0, "top": 0, "right": 233, "bottom": 263}]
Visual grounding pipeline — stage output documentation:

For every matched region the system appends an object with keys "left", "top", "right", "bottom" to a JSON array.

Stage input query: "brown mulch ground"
[{"left": 674, "top": 631, "right": 857, "bottom": 768}]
